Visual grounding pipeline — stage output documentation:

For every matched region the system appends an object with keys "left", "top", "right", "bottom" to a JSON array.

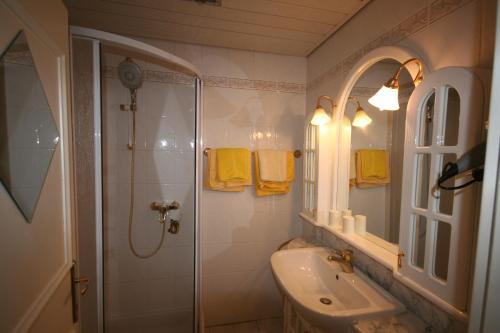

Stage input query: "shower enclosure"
[{"left": 70, "top": 27, "right": 202, "bottom": 333}]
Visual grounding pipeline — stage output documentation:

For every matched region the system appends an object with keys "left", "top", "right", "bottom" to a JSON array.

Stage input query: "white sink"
[{"left": 270, "top": 247, "right": 405, "bottom": 331}]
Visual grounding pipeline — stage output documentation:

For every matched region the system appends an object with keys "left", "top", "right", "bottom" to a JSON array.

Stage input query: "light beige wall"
[
  {"left": 306, "top": 0, "right": 496, "bottom": 113},
  {"left": 0, "top": 1, "right": 75, "bottom": 332}
]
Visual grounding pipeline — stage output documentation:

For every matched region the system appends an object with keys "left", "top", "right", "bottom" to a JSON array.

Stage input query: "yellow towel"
[
  {"left": 258, "top": 150, "right": 288, "bottom": 182},
  {"left": 255, "top": 151, "right": 294, "bottom": 196},
  {"left": 355, "top": 149, "right": 390, "bottom": 187},
  {"left": 358, "top": 150, "right": 388, "bottom": 179},
  {"left": 204, "top": 149, "right": 249, "bottom": 192},
  {"left": 216, "top": 148, "right": 251, "bottom": 182}
]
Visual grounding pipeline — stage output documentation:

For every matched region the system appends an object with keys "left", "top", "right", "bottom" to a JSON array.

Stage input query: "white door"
[
  {"left": 0, "top": 1, "right": 77, "bottom": 332},
  {"left": 398, "top": 67, "right": 483, "bottom": 311}
]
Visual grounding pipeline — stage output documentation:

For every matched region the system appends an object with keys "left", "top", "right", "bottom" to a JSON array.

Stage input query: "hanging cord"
[{"left": 127, "top": 89, "right": 166, "bottom": 259}]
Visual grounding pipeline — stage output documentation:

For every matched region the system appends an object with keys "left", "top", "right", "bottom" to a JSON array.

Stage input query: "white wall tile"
[
  {"left": 199, "top": 45, "right": 306, "bottom": 325},
  {"left": 101, "top": 39, "right": 306, "bottom": 326},
  {"left": 101, "top": 51, "right": 197, "bottom": 321}
]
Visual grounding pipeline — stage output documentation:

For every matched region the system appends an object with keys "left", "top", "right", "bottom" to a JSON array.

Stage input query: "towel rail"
[{"left": 203, "top": 148, "right": 302, "bottom": 158}]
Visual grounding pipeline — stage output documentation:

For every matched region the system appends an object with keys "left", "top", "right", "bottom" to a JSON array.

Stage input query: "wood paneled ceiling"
[{"left": 64, "top": 0, "right": 370, "bottom": 56}]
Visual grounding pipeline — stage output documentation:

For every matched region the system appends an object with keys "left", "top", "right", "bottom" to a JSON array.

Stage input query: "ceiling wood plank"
[
  {"left": 269, "top": 0, "right": 368, "bottom": 14},
  {"left": 97, "top": 0, "right": 336, "bottom": 34},
  {"left": 220, "top": 0, "right": 346, "bottom": 24},
  {"left": 69, "top": 7, "right": 315, "bottom": 55},
  {"left": 66, "top": 1, "right": 325, "bottom": 43},
  {"left": 64, "top": 0, "right": 371, "bottom": 56}
]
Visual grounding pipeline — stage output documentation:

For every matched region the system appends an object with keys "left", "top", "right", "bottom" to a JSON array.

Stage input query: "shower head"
[{"left": 118, "top": 57, "right": 143, "bottom": 90}]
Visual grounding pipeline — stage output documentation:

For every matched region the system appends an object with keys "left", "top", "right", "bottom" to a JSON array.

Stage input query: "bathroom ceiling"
[{"left": 64, "top": 0, "right": 370, "bottom": 56}]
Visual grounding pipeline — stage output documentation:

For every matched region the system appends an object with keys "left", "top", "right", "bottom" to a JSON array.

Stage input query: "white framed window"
[
  {"left": 399, "top": 67, "right": 483, "bottom": 310},
  {"left": 303, "top": 122, "right": 319, "bottom": 217}
]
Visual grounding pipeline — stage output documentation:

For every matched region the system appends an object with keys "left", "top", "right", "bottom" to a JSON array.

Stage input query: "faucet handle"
[
  {"left": 329, "top": 248, "right": 353, "bottom": 260},
  {"left": 341, "top": 249, "right": 353, "bottom": 260}
]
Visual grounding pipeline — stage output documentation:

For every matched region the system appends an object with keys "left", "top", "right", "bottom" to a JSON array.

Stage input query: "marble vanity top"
[{"left": 351, "top": 312, "right": 430, "bottom": 333}]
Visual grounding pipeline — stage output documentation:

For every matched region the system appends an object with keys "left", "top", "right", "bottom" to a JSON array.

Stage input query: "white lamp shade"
[
  {"left": 311, "top": 106, "right": 331, "bottom": 125},
  {"left": 368, "top": 85, "right": 400, "bottom": 111},
  {"left": 352, "top": 109, "right": 372, "bottom": 128}
]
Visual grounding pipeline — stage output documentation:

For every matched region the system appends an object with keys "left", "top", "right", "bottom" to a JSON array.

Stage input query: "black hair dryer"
[{"left": 438, "top": 142, "right": 486, "bottom": 190}]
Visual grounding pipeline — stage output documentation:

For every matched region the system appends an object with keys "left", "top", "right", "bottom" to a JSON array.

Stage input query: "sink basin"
[{"left": 270, "top": 247, "right": 405, "bottom": 331}]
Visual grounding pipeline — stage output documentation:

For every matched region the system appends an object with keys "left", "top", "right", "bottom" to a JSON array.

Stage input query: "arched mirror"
[
  {"left": 345, "top": 59, "right": 415, "bottom": 244},
  {"left": 332, "top": 47, "right": 425, "bottom": 254}
]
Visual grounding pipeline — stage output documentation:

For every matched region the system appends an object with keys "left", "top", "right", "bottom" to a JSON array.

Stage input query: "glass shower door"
[{"left": 100, "top": 46, "right": 197, "bottom": 333}]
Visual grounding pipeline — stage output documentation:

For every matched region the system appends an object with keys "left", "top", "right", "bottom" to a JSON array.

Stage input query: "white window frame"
[
  {"left": 397, "top": 67, "right": 484, "bottom": 312},
  {"left": 303, "top": 119, "right": 319, "bottom": 218}
]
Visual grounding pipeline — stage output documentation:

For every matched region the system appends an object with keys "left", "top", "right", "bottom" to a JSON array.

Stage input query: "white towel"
[{"left": 257, "top": 149, "right": 288, "bottom": 182}]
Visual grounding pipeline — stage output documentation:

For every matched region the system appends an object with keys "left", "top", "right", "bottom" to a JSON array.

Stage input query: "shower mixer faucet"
[{"left": 150, "top": 201, "right": 180, "bottom": 224}]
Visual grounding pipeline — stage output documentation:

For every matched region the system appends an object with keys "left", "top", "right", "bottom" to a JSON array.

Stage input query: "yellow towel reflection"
[{"left": 355, "top": 149, "right": 390, "bottom": 187}]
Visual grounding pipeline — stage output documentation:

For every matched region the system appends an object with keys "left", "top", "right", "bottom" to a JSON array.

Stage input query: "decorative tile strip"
[
  {"left": 102, "top": 65, "right": 195, "bottom": 86},
  {"left": 203, "top": 75, "right": 305, "bottom": 94},
  {"left": 307, "top": 0, "right": 475, "bottom": 91},
  {"left": 350, "top": 85, "right": 413, "bottom": 98},
  {"left": 4, "top": 50, "right": 33, "bottom": 66},
  {"left": 350, "top": 86, "right": 379, "bottom": 97},
  {"left": 102, "top": 66, "right": 305, "bottom": 94},
  {"left": 430, "top": 0, "right": 472, "bottom": 23}
]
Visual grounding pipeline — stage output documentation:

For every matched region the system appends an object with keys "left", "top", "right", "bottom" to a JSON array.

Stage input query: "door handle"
[
  {"left": 74, "top": 276, "right": 90, "bottom": 295},
  {"left": 70, "top": 261, "right": 90, "bottom": 323}
]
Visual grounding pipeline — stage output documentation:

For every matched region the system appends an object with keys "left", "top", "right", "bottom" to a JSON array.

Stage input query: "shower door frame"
[{"left": 70, "top": 26, "right": 203, "bottom": 333}]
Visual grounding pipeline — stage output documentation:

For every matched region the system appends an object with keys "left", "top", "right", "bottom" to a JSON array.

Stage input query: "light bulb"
[
  {"left": 311, "top": 106, "right": 331, "bottom": 125},
  {"left": 368, "top": 85, "right": 400, "bottom": 111},
  {"left": 352, "top": 109, "right": 372, "bottom": 128}
]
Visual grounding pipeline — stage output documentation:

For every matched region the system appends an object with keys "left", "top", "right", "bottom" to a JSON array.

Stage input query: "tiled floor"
[{"left": 206, "top": 318, "right": 283, "bottom": 333}]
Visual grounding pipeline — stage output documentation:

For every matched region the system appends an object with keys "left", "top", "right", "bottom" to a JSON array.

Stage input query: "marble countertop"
[{"left": 351, "top": 312, "right": 431, "bottom": 333}]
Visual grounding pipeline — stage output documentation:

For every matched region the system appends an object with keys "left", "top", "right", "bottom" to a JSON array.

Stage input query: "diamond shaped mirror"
[{"left": 0, "top": 31, "right": 59, "bottom": 222}]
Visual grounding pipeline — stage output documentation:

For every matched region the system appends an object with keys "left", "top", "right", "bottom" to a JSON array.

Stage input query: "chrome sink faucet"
[{"left": 327, "top": 249, "right": 354, "bottom": 273}]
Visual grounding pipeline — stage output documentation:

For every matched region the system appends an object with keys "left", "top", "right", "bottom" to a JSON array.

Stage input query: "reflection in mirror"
[
  {"left": 347, "top": 59, "right": 414, "bottom": 244},
  {"left": 435, "top": 220, "right": 451, "bottom": 281},
  {"left": 418, "top": 91, "right": 435, "bottom": 147},
  {"left": 0, "top": 31, "right": 59, "bottom": 222},
  {"left": 443, "top": 87, "right": 460, "bottom": 146},
  {"left": 415, "top": 154, "right": 430, "bottom": 209},
  {"left": 438, "top": 154, "right": 456, "bottom": 215},
  {"left": 412, "top": 215, "right": 427, "bottom": 269}
]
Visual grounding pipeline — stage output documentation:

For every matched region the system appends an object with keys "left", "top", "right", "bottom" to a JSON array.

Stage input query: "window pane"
[
  {"left": 310, "top": 182, "right": 315, "bottom": 212},
  {"left": 434, "top": 221, "right": 451, "bottom": 281},
  {"left": 438, "top": 154, "right": 457, "bottom": 215},
  {"left": 311, "top": 125, "right": 316, "bottom": 149},
  {"left": 311, "top": 152, "right": 316, "bottom": 181},
  {"left": 412, "top": 215, "right": 427, "bottom": 269},
  {"left": 443, "top": 87, "right": 460, "bottom": 146},
  {"left": 417, "top": 91, "right": 435, "bottom": 146},
  {"left": 415, "top": 154, "right": 430, "bottom": 209}
]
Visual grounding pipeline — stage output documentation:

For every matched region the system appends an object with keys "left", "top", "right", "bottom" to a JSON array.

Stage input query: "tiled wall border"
[
  {"left": 351, "top": 86, "right": 413, "bottom": 98},
  {"left": 103, "top": 66, "right": 306, "bottom": 94},
  {"left": 307, "top": 0, "right": 476, "bottom": 91},
  {"left": 203, "top": 75, "right": 305, "bottom": 94},
  {"left": 5, "top": 45, "right": 34, "bottom": 66},
  {"left": 102, "top": 65, "right": 194, "bottom": 86}
]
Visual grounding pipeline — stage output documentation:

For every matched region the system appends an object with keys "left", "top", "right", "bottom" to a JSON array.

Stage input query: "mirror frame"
[{"left": 331, "top": 46, "right": 430, "bottom": 254}]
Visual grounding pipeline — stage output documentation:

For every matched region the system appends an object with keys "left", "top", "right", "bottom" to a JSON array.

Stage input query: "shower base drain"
[{"left": 319, "top": 297, "right": 332, "bottom": 305}]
